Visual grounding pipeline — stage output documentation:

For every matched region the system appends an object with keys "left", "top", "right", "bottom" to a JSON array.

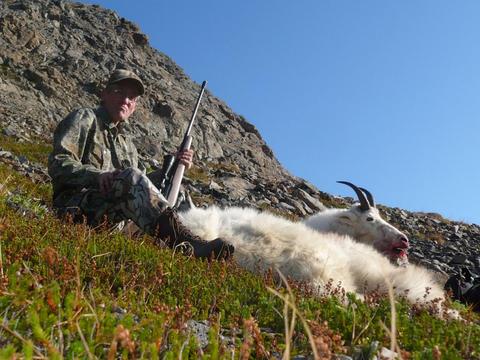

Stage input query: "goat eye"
[{"left": 366, "top": 217, "right": 374, "bottom": 222}]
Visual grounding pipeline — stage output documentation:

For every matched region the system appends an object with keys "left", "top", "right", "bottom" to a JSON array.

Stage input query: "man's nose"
[{"left": 119, "top": 96, "right": 133, "bottom": 105}]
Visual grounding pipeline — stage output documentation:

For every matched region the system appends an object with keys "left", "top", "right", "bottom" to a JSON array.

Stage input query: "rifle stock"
[{"left": 166, "top": 136, "right": 192, "bottom": 207}]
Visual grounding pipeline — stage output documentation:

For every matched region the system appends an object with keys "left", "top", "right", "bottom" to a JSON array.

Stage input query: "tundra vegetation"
[{"left": 0, "top": 137, "right": 479, "bottom": 359}]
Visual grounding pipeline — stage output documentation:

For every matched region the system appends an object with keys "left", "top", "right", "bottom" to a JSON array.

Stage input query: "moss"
[
  {"left": 189, "top": 191, "right": 215, "bottom": 207},
  {"left": 0, "top": 63, "right": 23, "bottom": 83},
  {"left": 186, "top": 165, "right": 210, "bottom": 184},
  {"left": 317, "top": 193, "right": 349, "bottom": 209},
  {"left": 206, "top": 161, "right": 241, "bottom": 174},
  {"left": 425, "top": 232, "right": 446, "bottom": 245}
]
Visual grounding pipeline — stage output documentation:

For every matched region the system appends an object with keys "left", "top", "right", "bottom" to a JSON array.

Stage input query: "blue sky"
[{"left": 81, "top": 0, "right": 480, "bottom": 225}]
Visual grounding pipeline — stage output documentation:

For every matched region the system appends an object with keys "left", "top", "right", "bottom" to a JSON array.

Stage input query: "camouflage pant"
[{"left": 78, "top": 168, "right": 169, "bottom": 235}]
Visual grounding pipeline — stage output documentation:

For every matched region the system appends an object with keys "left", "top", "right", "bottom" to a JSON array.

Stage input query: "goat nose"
[{"left": 399, "top": 235, "right": 409, "bottom": 247}]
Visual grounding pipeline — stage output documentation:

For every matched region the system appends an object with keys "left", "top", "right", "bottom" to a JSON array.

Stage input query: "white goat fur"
[
  {"left": 304, "top": 207, "right": 364, "bottom": 234},
  {"left": 180, "top": 206, "right": 444, "bottom": 306},
  {"left": 303, "top": 206, "right": 410, "bottom": 263}
]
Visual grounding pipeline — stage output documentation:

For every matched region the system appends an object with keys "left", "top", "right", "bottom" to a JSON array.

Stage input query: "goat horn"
[
  {"left": 359, "top": 187, "right": 376, "bottom": 207},
  {"left": 337, "top": 181, "right": 370, "bottom": 211}
]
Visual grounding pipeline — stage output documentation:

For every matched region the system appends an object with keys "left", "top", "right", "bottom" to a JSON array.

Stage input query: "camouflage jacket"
[{"left": 48, "top": 106, "right": 144, "bottom": 207}]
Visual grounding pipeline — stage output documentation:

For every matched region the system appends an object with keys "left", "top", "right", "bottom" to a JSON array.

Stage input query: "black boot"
[{"left": 155, "top": 208, "right": 234, "bottom": 260}]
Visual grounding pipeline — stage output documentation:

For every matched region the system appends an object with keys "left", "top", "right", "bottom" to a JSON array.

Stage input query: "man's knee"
[
  {"left": 109, "top": 167, "right": 168, "bottom": 221},
  {"left": 111, "top": 168, "right": 148, "bottom": 196}
]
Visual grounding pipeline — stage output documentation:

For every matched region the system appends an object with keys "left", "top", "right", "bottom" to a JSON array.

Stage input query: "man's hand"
[
  {"left": 177, "top": 149, "right": 194, "bottom": 169},
  {"left": 99, "top": 170, "right": 121, "bottom": 195}
]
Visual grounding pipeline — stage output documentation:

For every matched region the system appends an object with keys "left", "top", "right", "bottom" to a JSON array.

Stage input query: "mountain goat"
[
  {"left": 179, "top": 185, "right": 447, "bottom": 310},
  {"left": 303, "top": 181, "right": 409, "bottom": 264}
]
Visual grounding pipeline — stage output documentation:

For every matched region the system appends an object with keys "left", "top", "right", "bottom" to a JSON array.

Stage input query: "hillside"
[
  {"left": 0, "top": 0, "right": 480, "bottom": 358},
  {"left": 1, "top": 0, "right": 479, "bottom": 279}
]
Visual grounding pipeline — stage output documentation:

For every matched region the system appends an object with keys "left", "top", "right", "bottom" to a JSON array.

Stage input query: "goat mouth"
[
  {"left": 377, "top": 242, "right": 408, "bottom": 260},
  {"left": 375, "top": 241, "right": 409, "bottom": 260},
  {"left": 387, "top": 247, "right": 408, "bottom": 259},
  {"left": 394, "top": 247, "right": 408, "bottom": 256}
]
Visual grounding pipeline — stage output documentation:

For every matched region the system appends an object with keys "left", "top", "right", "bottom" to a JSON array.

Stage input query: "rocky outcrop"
[
  {"left": 1, "top": 0, "right": 479, "bottom": 282},
  {"left": 0, "top": 0, "right": 287, "bottom": 178}
]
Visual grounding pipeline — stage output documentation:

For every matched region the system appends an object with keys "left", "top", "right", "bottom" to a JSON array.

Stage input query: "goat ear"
[{"left": 338, "top": 215, "right": 353, "bottom": 225}]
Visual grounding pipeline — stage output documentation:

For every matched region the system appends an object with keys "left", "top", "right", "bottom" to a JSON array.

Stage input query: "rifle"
[{"left": 159, "top": 80, "right": 207, "bottom": 208}]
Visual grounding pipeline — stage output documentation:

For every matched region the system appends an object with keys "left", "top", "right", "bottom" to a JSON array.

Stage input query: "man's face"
[{"left": 101, "top": 80, "right": 140, "bottom": 123}]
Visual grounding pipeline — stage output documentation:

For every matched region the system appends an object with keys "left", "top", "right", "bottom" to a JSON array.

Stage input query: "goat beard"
[
  {"left": 387, "top": 249, "right": 409, "bottom": 266},
  {"left": 394, "top": 252, "right": 409, "bottom": 266}
]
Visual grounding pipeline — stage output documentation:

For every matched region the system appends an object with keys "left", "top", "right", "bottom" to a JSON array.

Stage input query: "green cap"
[{"left": 106, "top": 69, "right": 145, "bottom": 95}]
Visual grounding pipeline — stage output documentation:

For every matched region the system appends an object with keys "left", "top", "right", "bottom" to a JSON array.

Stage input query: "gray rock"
[
  {"left": 450, "top": 253, "right": 467, "bottom": 265},
  {"left": 0, "top": 151, "right": 13, "bottom": 158},
  {"left": 282, "top": 197, "right": 307, "bottom": 216},
  {"left": 186, "top": 320, "right": 210, "bottom": 349},
  {"left": 295, "top": 188, "right": 327, "bottom": 212},
  {"left": 208, "top": 180, "right": 222, "bottom": 191},
  {"left": 17, "top": 155, "right": 29, "bottom": 164},
  {"left": 410, "top": 251, "right": 424, "bottom": 259},
  {"left": 2, "top": 126, "right": 17, "bottom": 137},
  {"left": 278, "top": 202, "right": 296, "bottom": 212}
]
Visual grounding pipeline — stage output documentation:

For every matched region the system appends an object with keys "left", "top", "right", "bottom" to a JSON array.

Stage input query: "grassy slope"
[{"left": 0, "top": 138, "right": 479, "bottom": 359}]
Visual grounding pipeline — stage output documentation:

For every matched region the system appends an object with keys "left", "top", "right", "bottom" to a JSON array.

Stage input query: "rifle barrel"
[{"left": 183, "top": 81, "right": 207, "bottom": 144}]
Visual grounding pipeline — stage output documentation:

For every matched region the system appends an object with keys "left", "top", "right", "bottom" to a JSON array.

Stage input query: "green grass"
[
  {"left": 0, "top": 133, "right": 52, "bottom": 166},
  {"left": 0, "top": 164, "right": 52, "bottom": 203},
  {"left": 0, "top": 163, "right": 479, "bottom": 358}
]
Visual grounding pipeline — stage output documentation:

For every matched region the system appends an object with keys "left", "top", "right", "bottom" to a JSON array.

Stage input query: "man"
[{"left": 48, "top": 69, "right": 234, "bottom": 260}]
